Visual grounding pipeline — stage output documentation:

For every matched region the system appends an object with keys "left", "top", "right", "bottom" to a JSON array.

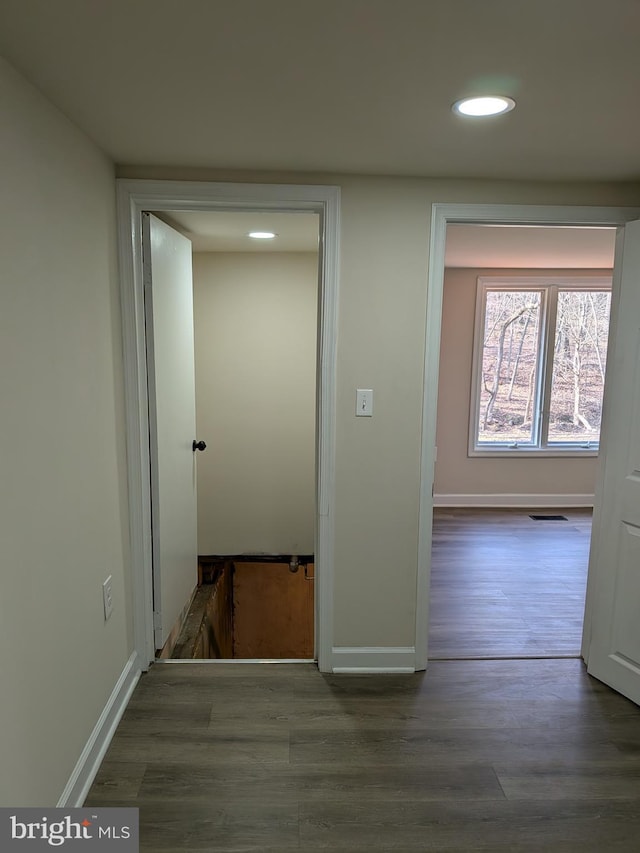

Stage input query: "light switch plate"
[
  {"left": 356, "top": 388, "right": 373, "bottom": 416},
  {"left": 102, "top": 575, "right": 114, "bottom": 621}
]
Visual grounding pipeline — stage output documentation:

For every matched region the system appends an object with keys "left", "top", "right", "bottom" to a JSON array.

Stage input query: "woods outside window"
[{"left": 469, "top": 276, "right": 612, "bottom": 456}]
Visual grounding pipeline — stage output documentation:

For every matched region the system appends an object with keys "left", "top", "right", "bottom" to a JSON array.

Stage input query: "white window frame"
[{"left": 469, "top": 275, "right": 613, "bottom": 457}]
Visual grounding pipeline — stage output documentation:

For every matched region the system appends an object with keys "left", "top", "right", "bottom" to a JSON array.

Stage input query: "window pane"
[
  {"left": 477, "top": 290, "right": 542, "bottom": 445},
  {"left": 548, "top": 290, "right": 611, "bottom": 444}
]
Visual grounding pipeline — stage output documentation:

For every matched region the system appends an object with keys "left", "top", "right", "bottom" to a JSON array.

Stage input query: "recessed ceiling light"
[
  {"left": 452, "top": 96, "right": 516, "bottom": 117},
  {"left": 248, "top": 231, "right": 277, "bottom": 239}
]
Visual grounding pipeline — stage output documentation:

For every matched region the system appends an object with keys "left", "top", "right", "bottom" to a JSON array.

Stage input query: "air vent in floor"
[{"left": 529, "top": 514, "right": 568, "bottom": 521}]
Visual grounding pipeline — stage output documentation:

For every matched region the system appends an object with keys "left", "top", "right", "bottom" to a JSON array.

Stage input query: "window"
[{"left": 469, "top": 277, "right": 612, "bottom": 455}]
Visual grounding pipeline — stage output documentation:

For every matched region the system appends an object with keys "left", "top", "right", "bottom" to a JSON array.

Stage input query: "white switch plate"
[
  {"left": 356, "top": 388, "right": 373, "bottom": 416},
  {"left": 102, "top": 575, "right": 114, "bottom": 621}
]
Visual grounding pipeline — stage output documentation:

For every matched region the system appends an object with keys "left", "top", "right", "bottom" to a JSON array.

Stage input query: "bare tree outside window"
[
  {"left": 472, "top": 279, "right": 611, "bottom": 453},
  {"left": 478, "top": 290, "right": 541, "bottom": 444},
  {"left": 548, "top": 290, "right": 611, "bottom": 443}
]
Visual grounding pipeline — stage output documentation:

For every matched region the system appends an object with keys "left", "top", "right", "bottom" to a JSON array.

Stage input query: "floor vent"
[{"left": 529, "top": 514, "right": 568, "bottom": 521}]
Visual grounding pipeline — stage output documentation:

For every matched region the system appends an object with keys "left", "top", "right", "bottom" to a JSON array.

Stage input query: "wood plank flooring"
[
  {"left": 85, "top": 660, "right": 640, "bottom": 851},
  {"left": 429, "top": 509, "right": 592, "bottom": 659}
]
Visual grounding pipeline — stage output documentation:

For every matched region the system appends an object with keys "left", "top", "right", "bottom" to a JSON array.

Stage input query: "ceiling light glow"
[
  {"left": 452, "top": 96, "right": 516, "bottom": 117},
  {"left": 248, "top": 231, "right": 277, "bottom": 239}
]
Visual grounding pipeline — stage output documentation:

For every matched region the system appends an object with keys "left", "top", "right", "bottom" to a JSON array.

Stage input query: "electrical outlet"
[{"left": 102, "top": 575, "right": 114, "bottom": 621}]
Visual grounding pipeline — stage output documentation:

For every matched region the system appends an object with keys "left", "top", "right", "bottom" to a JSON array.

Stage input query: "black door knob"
[{"left": 192, "top": 440, "right": 207, "bottom": 452}]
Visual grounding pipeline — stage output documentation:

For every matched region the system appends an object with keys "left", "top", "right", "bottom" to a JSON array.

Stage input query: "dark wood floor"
[
  {"left": 429, "top": 509, "right": 592, "bottom": 660},
  {"left": 86, "top": 660, "right": 640, "bottom": 851}
]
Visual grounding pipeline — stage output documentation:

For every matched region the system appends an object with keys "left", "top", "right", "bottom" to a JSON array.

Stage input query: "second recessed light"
[
  {"left": 452, "top": 96, "right": 516, "bottom": 117},
  {"left": 248, "top": 231, "right": 277, "bottom": 239}
]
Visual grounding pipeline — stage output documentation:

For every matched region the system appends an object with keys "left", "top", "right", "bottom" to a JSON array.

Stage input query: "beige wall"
[
  {"left": 193, "top": 251, "right": 318, "bottom": 555},
  {"left": 435, "top": 267, "right": 611, "bottom": 499},
  {"left": 0, "top": 57, "right": 130, "bottom": 805},
  {"left": 118, "top": 165, "right": 640, "bottom": 650}
]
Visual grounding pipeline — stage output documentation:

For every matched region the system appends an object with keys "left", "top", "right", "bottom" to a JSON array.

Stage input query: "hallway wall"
[
  {"left": 0, "top": 57, "right": 130, "bottom": 805},
  {"left": 193, "top": 251, "right": 318, "bottom": 555},
  {"left": 120, "top": 165, "right": 640, "bottom": 652}
]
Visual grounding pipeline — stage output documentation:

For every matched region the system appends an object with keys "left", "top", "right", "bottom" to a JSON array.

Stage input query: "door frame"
[
  {"left": 416, "top": 202, "right": 640, "bottom": 672},
  {"left": 116, "top": 179, "right": 340, "bottom": 671}
]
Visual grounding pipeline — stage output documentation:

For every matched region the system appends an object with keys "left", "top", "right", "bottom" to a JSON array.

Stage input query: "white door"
[
  {"left": 142, "top": 213, "right": 199, "bottom": 650},
  {"left": 587, "top": 219, "right": 640, "bottom": 704}
]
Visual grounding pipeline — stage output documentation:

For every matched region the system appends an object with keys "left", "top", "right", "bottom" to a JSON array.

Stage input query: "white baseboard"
[
  {"left": 331, "top": 646, "right": 416, "bottom": 673},
  {"left": 433, "top": 493, "right": 594, "bottom": 508},
  {"left": 57, "top": 651, "right": 142, "bottom": 808}
]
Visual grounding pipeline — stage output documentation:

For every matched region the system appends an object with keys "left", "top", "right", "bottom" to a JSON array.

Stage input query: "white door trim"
[
  {"left": 417, "top": 203, "right": 640, "bottom": 672},
  {"left": 116, "top": 179, "right": 340, "bottom": 672}
]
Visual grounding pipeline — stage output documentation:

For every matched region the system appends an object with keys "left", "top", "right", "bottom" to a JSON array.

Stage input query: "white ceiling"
[
  {"left": 160, "top": 211, "right": 319, "bottom": 252},
  {"left": 157, "top": 210, "right": 615, "bottom": 267},
  {"left": 0, "top": 0, "right": 639, "bottom": 181},
  {"left": 445, "top": 224, "right": 616, "bottom": 268}
]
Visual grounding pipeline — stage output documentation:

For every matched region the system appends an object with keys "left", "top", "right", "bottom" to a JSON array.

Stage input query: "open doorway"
[
  {"left": 428, "top": 223, "right": 616, "bottom": 660},
  {"left": 146, "top": 209, "right": 320, "bottom": 661},
  {"left": 117, "top": 179, "right": 339, "bottom": 674}
]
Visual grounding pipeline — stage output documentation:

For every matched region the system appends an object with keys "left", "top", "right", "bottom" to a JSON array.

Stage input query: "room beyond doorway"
[
  {"left": 152, "top": 209, "right": 320, "bottom": 662},
  {"left": 428, "top": 508, "right": 592, "bottom": 660},
  {"left": 427, "top": 221, "right": 613, "bottom": 663}
]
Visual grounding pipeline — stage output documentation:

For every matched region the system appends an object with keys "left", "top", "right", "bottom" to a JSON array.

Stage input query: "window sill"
[{"left": 468, "top": 447, "right": 599, "bottom": 458}]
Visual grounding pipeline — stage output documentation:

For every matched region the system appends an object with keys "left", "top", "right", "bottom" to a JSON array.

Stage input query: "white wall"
[
  {"left": 435, "top": 267, "right": 610, "bottom": 501},
  {"left": 193, "top": 251, "right": 318, "bottom": 555},
  {"left": 0, "top": 57, "right": 130, "bottom": 805},
  {"left": 119, "top": 171, "right": 640, "bottom": 654}
]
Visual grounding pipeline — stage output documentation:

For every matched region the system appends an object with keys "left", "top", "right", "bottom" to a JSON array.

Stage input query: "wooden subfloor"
[
  {"left": 86, "top": 660, "right": 640, "bottom": 851},
  {"left": 429, "top": 509, "right": 592, "bottom": 660}
]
